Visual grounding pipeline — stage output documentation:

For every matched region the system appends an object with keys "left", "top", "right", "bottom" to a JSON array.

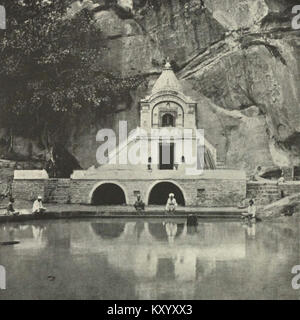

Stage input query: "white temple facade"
[
  {"left": 14, "top": 62, "right": 247, "bottom": 207},
  {"left": 69, "top": 62, "right": 246, "bottom": 207}
]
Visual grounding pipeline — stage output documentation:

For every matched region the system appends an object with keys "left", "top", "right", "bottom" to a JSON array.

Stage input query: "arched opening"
[
  {"left": 91, "top": 223, "right": 125, "bottom": 239},
  {"left": 91, "top": 183, "right": 126, "bottom": 205},
  {"left": 162, "top": 113, "right": 175, "bottom": 127},
  {"left": 148, "top": 182, "right": 185, "bottom": 206}
]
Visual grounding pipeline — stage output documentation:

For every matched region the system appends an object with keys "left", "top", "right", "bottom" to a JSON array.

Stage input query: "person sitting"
[
  {"left": 166, "top": 193, "right": 177, "bottom": 213},
  {"left": 242, "top": 199, "right": 256, "bottom": 219},
  {"left": 6, "top": 198, "right": 19, "bottom": 216},
  {"left": 134, "top": 194, "right": 145, "bottom": 213},
  {"left": 32, "top": 196, "right": 47, "bottom": 214}
]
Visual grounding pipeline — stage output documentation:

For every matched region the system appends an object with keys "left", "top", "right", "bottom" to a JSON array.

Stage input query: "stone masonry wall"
[
  {"left": 14, "top": 178, "right": 300, "bottom": 207},
  {"left": 246, "top": 182, "right": 279, "bottom": 205},
  {"left": 13, "top": 180, "right": 47, "bottom": 201},
  {"left": 70, "top": 178, "right": 246, "bottom": 207},
  {"left": 246, "top": 182, "right": 300, "bottom": 205},
  {"left": 280, "top": 183, "right": 300, "bottom": 198},
  {"left": 45, "top": 179, "right": 71, "bottom": 204}
]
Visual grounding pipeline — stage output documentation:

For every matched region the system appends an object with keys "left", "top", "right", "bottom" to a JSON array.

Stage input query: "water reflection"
[
  {"left": 0, "top": 219, "right": 299, "bottom": 299},
  {"left": 91, "top": 223, "right": 125, "bottom": 240},
  {"left": 242, "top": 220, "right": 256, "bottom": 239}
]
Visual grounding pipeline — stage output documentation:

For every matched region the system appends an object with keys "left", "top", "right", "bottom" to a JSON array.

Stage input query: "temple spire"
[
  {"left": 164, "top": 57, "right": 172, "bottom": 69},
  {"left": 152, "top": 58, "right": 182, "bottom": 94}
]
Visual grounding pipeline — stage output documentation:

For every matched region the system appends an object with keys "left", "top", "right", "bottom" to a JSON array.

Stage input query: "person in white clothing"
[
  {"left": 32, "top": 196, "right": 46, "bottom": 214},
  {"left": 166, "top": 193, "right": 177, "bottom": 213},
  {"left": 242, "top": 199, "right": 256, "bottom": 219}
]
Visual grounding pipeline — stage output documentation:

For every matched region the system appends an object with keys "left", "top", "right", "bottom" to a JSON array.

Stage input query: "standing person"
[
  {"left": 32, "top": 196, "right": 47, "bottom": 214},
  {"left": 6, "top": 198, "right": 19, "bottom": 216},
  {"left": 134, "top": 194, "right": 145, "bottom": 213},
  {"left": 242, "top": 199, "right": 256, "bottom": 219},
  {"left": 166, "top": 193, "right": 177, "bottom": 213}
]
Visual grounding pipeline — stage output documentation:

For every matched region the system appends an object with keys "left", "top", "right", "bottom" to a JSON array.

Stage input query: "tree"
[{"left": 0, "top": 0, "right": 143, "bottom": 159}]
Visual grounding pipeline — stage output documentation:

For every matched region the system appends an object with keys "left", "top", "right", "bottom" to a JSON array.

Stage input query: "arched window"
[{"left": 162, "top": 113, "right": 175, "bottom": 127}]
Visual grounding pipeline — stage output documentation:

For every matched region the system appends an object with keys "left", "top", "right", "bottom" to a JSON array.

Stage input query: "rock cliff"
[{"left": 2, "top": 0, "right": 300, "bottom": 174}]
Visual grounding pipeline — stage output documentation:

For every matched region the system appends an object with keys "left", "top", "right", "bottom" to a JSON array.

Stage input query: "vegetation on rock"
[{"left": 0, "top": 0, "right": 144, "bottom": 163}]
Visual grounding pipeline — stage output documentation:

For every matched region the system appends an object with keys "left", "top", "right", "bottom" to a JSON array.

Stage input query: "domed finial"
[{"left": 164, "top": 57, "right": 172, "bottom": 70}]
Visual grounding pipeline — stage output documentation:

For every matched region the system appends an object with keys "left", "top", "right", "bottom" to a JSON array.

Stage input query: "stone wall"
[
  {"left": 280, "top": 182, "right": 300, "bottom": 198},
  {"left": 246, "top": 182, "right": 279, "bottom": 205},
  {"left": 45, "top": 179, "right": 71, "bottom": 204},
  {"left": 13, "top": 180, "right": 47, "bottom": 201},
  {"left": 13, "top": 178, "right": 299, "bottom": 207},
  {"left": 246, "top": 182, "right": 300, "bottom": 205},
  {"left": 187, "top": 179, "right": 246, "bottom": 207},
  {"left": 69, "top": 177, "right": 246, "bottom": 207}
]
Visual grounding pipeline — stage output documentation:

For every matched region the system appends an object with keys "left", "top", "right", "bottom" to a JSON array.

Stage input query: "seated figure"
[
  {"left": 242, "top": 199, "right": 256, "bottom": 219},
  {"left": 32, "top": 196, "right": 47, "bottom": 214},
  {"left": 166, "top": 193, "right": 177, "bottom": 213},
  {"left": 6, "top": 198, "right": 19, "bottom": 216},
  {"left": 134, "top": 195, "right": 145, "bottom": 213}
]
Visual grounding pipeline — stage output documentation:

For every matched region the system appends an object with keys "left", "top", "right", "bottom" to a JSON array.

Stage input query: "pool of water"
[{"left": 0, "top": 218, "right": 300, "bottom": 300}]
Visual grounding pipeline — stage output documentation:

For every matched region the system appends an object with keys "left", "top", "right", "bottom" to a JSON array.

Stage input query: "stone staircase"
[
  {"left": 46, "top": 179, "right": 70, "bottom": 204},
  {"left": 246, "top": 182, "right": 279, "bottom": 205}
]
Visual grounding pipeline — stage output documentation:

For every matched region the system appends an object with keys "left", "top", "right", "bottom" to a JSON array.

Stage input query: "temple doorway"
[{"left": 159, "top": 143, "right": 175, "bottom": 170}]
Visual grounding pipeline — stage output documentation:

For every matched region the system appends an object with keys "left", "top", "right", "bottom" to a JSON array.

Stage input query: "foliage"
[{"left": 0, "top": 0, "right": 143, "bottom": 148}]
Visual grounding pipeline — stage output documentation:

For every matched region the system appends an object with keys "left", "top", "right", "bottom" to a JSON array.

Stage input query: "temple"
[{"left": 13, "top": 62, "right": 247, "bottom": 207}]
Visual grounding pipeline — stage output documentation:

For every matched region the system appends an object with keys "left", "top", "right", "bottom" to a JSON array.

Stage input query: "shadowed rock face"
[{"left": 2, "top": 0, "right": 300, "bottom": 174}]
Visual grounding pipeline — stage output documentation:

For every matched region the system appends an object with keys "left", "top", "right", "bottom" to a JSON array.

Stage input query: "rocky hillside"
[{"left": 1, "top": 0, "right": 300, "bottom": 174}]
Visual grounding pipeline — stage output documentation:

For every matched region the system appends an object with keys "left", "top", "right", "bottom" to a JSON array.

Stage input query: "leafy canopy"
[{"left": 0, "top": 0, "right": 143, "bottom": 138}]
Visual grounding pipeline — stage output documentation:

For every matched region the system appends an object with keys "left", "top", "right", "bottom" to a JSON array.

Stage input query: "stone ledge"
[
  {"left": 14, "top": 170, "right": 49, "bottom": 180},
  {"left": 71, "top": 169, "right": 246, "bottom": 180}
]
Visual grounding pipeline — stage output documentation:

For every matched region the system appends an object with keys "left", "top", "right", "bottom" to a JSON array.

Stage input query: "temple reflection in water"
[{"left": 0, "top": 219, "right": 299, "bottom": 300}]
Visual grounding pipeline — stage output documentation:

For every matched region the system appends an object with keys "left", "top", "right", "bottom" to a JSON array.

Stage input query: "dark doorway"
[
  {"left": 148, "top": 182, "right": 185, "bottom": 206},
  {"left": 92, "top": 183, "right": 126, "bottom": 205},
  {"left": 159, "top": 143, "right": 174, "bottom": 170},
  {"left": 162, "top": 113, "right": 175, "bottom": 127}
]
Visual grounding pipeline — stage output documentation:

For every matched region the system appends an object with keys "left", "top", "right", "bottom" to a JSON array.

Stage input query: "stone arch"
[
  {"left": 89, "top": 181, "right": 128, "bottom": 205},
  {"left": 147, "top": 180, "right": 186, "bottom": 206},
  {"left": 151, "top": 100, "right": 184, "bottom": 127}
]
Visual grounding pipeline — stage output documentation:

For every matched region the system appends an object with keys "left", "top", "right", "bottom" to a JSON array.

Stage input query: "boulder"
[{"left": 261, "top": 193, "right": 300, "bottom": 218}]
